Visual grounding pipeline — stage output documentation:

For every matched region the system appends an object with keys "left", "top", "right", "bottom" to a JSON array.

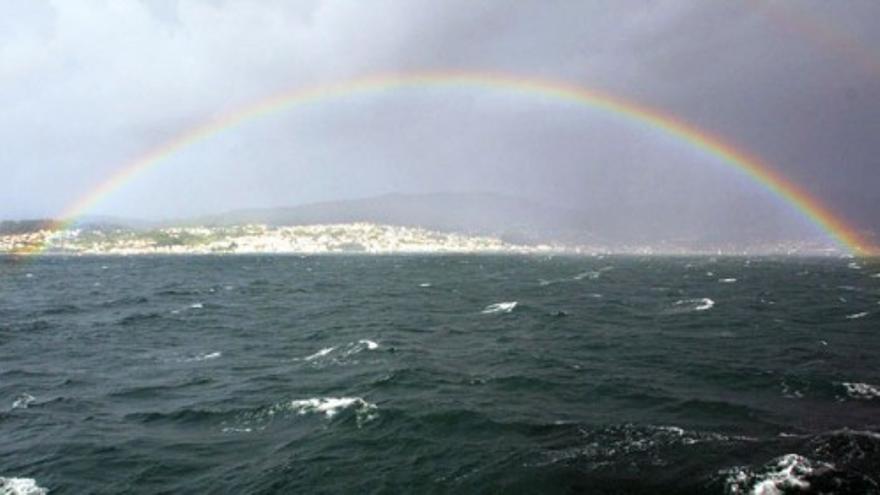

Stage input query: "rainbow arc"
[{"left": 19, "top": 71, "right": 874, "bottom": 256}]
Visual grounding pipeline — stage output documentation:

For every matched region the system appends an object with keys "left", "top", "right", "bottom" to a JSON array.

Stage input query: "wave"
[
  {"left": 536, "top": 423, "right": 756, "bottom": 469},
  {"left": 673, "top": 298, "right": 715, "bottom": 312},
  {"left": 572, "top": 271, "right": 601, "bottom": 281},
  {"left": 11, "top": 393, "right": 35, "bottom": 410},
  {"left": 723, "top": 454, "right": 831, "bottom": 495},
  {"left": 42, "top": 304, "right": 81, "bottom": 315},
  {"left": 155, "top": 289, "right": 200, "bottom": 296},
  {"left": 225, "top": 396, "right": 379, "bottom": 432},
  {"left": 719, "top": 278, "right": 738, "bottom": 283},
  {"left": 304, "top": 346, "right": 336, "bottom": 362},
  {"left": 181, "top": 351, "right": 221, "bottom": 362},
  {"left": 289, "top": 397, "right": 377, "bottom": 421},
  {"left": 0, "top": 477, "right": 47, "bottom": 495},
  {"left": 300, "top": 340, "right": 379, "bottom": 363},
  {"left": 358, "top": 339, "right": 379, "bottom": 350},
  {"left": 119, "top": 311, "right": 162, "bottom": 325},
  {"left": 845, "top": 311, "right": 869, "bottom": 320},
  {"left": 540, "top": 268, "right": 610, "bottom": 286},
  {"left": 840, "top": 381, "right": 880, "bottom": 400},
  {"left": 481, "top": 302, "right": 517, "bottom": 314},
  {"left": 101, "top": 296, "right": 149, "bottom": 307}
]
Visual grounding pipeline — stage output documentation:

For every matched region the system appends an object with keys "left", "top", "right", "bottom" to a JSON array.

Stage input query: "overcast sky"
[{"left": 2, "top": 1, "right": 878, "bottom": 243}]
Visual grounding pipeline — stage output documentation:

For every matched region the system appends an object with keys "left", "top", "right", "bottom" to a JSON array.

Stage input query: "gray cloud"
[{"left": 2, "top": 0, "right": 878, "bottom": 245}]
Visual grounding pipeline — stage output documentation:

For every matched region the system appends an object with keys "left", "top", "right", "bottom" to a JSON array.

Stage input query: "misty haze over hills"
[{"left": 170, "top": 192, "right": 839, "bottom": 249}]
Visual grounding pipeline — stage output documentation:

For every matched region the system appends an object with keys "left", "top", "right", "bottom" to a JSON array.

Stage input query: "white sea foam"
[
  {"left": 180, "top": 351, "right": 223, "bottom": 363},
  {"left": 304, "top": 346, "right": 336, "bottom": 361},
  {"left": 841, "top": 381, "right": 880, "bottom": 400},
  {"left": 536, "top": 424, "right": 756, "bottom": 468},
  {"left": 846, "top": 311, "right": 868, "bottom": 319},
  {"left": 724, "top": 454, "right": 830, "bottom": 495},
  {"left": 572, "top": 271, "right": 600, "bottom": 281},
  {"left": 848, "top": 262, "right": 862, "bottom": 270},
  {"left": 872, "top": 273, "right": 880, "bottom": 278},
  {"left": 221, "top": 426, "right": 252, "bottom": 434},
  {"left": 418, "top": 283, "right": 431, "bottom": 288},
  {"left": 0, "top": 477, "right": 47, "bottom": 495},
  {"left": 696, "top": 298, "right": 715, "bottom": 311},
  {"left": 288, "top": 397, "right": 378, "bottom": 425},
  {"left": 674, "top": 298, "right": 715, "bottom": 312},
  {"left": 11, "top": 393, "right": 35, "bottom": 410},
  {"left": 482, "top": 301, "right": 517, "bottom": 314},
  {"left": 719, "top": 278, "right": 737, "bottom": 283},
  {"left": 301, "top": 340, "right": 378, "bottom": 362},
  {"left": 189, "top": 302, "right": 203, "bottom": 309}
]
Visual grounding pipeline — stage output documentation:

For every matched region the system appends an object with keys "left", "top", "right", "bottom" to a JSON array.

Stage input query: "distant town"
[
  {"left": 0, "top": 223, "right": 564, "bottom": 255},
  {"left": 0, "top": 222, "right": 848, "bottom": 256}
]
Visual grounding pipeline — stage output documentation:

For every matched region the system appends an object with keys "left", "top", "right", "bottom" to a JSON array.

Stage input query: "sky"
[{"left": 2, "top": 0, "right": 878, "bottom": 245}]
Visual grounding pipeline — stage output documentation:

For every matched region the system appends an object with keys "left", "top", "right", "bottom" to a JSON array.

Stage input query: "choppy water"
[{"left": 1, "top": 255, "right": 879, "bottom": 494}]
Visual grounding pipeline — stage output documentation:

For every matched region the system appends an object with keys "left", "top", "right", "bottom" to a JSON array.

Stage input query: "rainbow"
[{"left": 20, "top": 70, "right": 873, "bottom": 255}]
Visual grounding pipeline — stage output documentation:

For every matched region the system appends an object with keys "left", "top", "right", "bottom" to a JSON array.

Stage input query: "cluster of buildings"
[
  {"left": 0, "top": 223, "right": 851, "bottom": 256},
  {"left": 0, "top": 223, "right": 562, "bottom": 255}
]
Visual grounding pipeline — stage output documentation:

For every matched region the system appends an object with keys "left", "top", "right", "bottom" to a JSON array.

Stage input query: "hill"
[{"left": 191, "top": 193, "right": 601, "bottom": 246}]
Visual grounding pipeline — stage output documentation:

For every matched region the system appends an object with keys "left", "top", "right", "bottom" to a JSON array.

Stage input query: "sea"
[{"left": 1, "top": 255, "right": 879, "bottom": 494}]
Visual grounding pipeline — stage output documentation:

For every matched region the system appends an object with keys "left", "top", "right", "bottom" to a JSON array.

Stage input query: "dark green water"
[{"left": 1, "top": 255, "right": 879, "bottom": 494}]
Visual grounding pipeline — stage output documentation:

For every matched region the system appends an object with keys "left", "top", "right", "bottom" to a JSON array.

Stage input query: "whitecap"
[
  {"left": 221, "top": 426, "right": 252, "bottom": 434},
  {"left": 841, "top": 381, "right": 880, "bottom": 400},
  {"left": 723, "top": 454, "right": 830, "bottom": 495},
  {"left": 11, "top": 393, "right": 34, "bottom": 410},
  {"left": 177, "top": 351, "right": 223, "bottom": 363},
  {"left": 848, "top": 262, "right": 862, "bottom": 270},
  {"left": 572, "top": 271, "right": 600, "bottom": 281},
  {"left": 189, "top": 302, "right": 203, "bottom": 309},
  {"left": 0, "top": 477, "right": 48, "bottom": 495},
  {"left": 304, "top": 346, "right": 336, "bottom": 361},
  {"left": 719, "top": 278, "right": 737, "bottom": 283},
  {"left": 674, "top": 298, "right": 714, "bottom": 312},
  {"left": 301, "top": 340, "right": 378, "bottom": 362},
  {"left": 189, "top": 351, "right": 221, "bottom": 362},
  {"left": 288, "top": 397, "right": 378, "bottom": 425},
  {"left": 872, "top": 273, "right": 880, "bottom": 278},
  {"left": 418, "top": 283, "right": 431, "bottom": 288},
  {"left": 481, "top": 301, "right": 518, "bottom": 314},
  {"left": 846, "top": 311, "right": 868, "bottom": 320},
  {"left": 695, "top": 298, "right": 715, "bottom": 311}
]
